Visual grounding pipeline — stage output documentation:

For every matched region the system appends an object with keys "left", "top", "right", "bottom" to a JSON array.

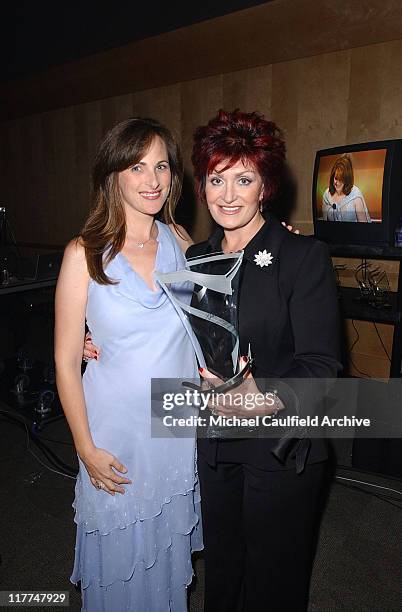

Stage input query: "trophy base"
[
  {"left": 204, "top": 418, "right": 258, "bottom": 439},
  {"left": 182, "top": 358, "right": 258, "bottom": 439},
  {"left": 182, "top": 357, "right": 253, "bottom": 395}
]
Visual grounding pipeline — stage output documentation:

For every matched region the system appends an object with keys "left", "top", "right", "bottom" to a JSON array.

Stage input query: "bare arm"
[
  {"left": 55, "top": 239, "right": 93, "bottom": 456},
  {"left": 55, "top": 239, "right": 131, "bottom": 494},
  {"left": 354, "top": 197, "right": 368, "bottom": 222},
  {"left": 322, "top": 192, "right": 330, "bottom": 220}
]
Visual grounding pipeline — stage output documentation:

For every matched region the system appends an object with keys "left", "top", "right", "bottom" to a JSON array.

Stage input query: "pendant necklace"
[
  {"left": 135, "top": 237, "right": 151, "bottom": 249},
  {"left": 133, "top": 226, "right": 155, "bottom": 249}
]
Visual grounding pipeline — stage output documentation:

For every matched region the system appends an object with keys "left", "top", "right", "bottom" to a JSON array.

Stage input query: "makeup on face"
[
  {"left": 118, "top": 136, "right": 172, "bottom": 217},
  {"left": 205, "top": 158, "right": 264, "bottom": 231}
]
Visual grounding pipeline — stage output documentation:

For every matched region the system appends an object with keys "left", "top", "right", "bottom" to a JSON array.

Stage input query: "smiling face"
[
  {"left": 204, "top": 158, "right": 265, "bottom": 231},
  {"left": 118, "top": 136, "right": 171, "bottom": 218}
]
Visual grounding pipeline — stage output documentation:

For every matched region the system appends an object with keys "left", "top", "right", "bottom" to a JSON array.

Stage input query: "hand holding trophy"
[
  {"left": 155, "top": 250, "right": 284, "bottom": 437},
  {"left": 199, "top": 356, "right": 283, "bottom": 420}
]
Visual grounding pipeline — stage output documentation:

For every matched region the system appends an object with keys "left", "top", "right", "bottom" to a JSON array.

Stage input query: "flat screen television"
[{"left": 312, "top": 140, "right": 402, "bottom": 247}]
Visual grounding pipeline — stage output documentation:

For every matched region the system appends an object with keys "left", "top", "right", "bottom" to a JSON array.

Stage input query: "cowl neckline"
[{"left": 108, "top": 221, "right": 183, "bottom": 309}]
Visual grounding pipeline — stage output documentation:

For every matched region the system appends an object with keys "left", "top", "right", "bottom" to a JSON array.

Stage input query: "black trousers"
[{"left": 197, "top": 456, "right": 327, "bottom": 612}]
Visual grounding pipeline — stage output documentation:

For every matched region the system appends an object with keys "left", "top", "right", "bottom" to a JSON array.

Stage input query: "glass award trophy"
[{"left": 155, "top": 250, "right": 253, "bottom": 437}]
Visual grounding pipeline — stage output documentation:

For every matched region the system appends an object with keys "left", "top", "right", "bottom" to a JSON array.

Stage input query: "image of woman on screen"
[{"left": 322, "top": 154, "right": 372, "bottom": 222}]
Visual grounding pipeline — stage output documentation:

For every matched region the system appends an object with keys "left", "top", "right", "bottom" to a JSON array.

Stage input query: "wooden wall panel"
[
  {"left": 19, "top": 116, "right": 40, "bottom": 241},
  {"left": 380, "top": 39, "right": 402, "bottom": 137},
  {"left": 74, "top": 101, "right": 104, "bottom": 240},
  {"left": 270, "top": 51, "right": 350, "bottom": 228},
  {"left": 222, "top": 66, "right": 272, "bottom": 117},
  {"left": 41, "top": 112, "right": 59, "bottom": 243},
  {"left": 347, "top": 44, "right": 386, "bottom": 143},
  {"left": 28, "top": 115, "right": 47, "bottom": 243},
  {"left": 181, "top": 76, "right": 223, "bottom": 242},
  {"left": 110, "top": 94, "right": 135, "bottom": 124},
  {"left": 3, "top": 37, "right": 402, "bottom": 245},
  {"left": 56, "top": 108, "right": 77, "bottom": 240},
  {"left": 6, "top": 121, "right": 25, "bottom": 238},
  {"left": 1, "top": 33, "right": 402, "bottom": 376},
  {"left": 0, "top": 123, "right": 11, "bottom": 212},
  {"left": 100, "top": 98, "right": 120, "bottom": 135},
  {"left": 3, "top": 0, "right": 402, "bottom": 121},
  {"left": 180, "top": 75, "right": 223, "bottom": 162},
  {"left": 271, "top": 59, "right": 302, "bottom": 226},
  {"left": 302, "top": 51, "right": 350, "bottom": 220},
  {"left": 132, "top": 85, "right": 181, "bottom": 142},
  {"left": 82, "top": 101, "right": 103, "bottom": 170},
  {"left": 348, "top": 40, "right": 402, "bottom": 143},
  {"left": 73, "top": 104, "right": 93, "bottom": 232}
]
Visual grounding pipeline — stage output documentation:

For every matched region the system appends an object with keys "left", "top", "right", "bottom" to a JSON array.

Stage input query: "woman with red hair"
[
  {"left": 322, "top": 154, "right": 371, "bottom": 222},
  {"left": 83, "top": 110, "right": 341, "bottom": 611},
  {"left": 189, "top": 109, "right": 341, "bottom": 612}
]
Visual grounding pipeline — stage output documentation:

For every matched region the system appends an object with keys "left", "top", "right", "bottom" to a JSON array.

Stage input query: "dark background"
[{"left": 1, "top": 0, "right": 270, "bottom": 83}]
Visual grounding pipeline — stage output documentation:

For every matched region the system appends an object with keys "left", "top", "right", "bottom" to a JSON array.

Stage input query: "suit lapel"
[{"left": 243, "top": 214, "right": 287, "bottom": 275}]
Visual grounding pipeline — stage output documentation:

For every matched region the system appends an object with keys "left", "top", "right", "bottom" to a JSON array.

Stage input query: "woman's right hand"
[
  {"left": 281, "top": 221, "right": 300, "bottom": 234},
  {"left": 83, "top": 331, "right": 100, "bottom": 362},
  {"left": 80, "top": 446, "right": 132, "bottom": 495}
]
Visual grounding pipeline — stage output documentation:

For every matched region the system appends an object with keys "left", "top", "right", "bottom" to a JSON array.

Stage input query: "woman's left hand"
[{"left": 199, "top": 357, "right": 284, "bottom": 418}]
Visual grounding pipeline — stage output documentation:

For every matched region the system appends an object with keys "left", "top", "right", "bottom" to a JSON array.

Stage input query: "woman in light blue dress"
[
  {"left": 322, "top": 154, "right": 371, "bottom": 222},
  {"left": 55, "top": 118, "right": 202, "bottom": 611},
  {"left": 322, "top": 184, "right": 371, "bottom": 221}
]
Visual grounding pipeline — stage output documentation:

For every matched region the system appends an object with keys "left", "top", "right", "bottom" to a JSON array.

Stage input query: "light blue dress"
[
  {"left": 322, "top": 185, "right": 372, "bottom": 222},
  {"left": 71, "top": 221, "right": 203, "bottom": 611}
]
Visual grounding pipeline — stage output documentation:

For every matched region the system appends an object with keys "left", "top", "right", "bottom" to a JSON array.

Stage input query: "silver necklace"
[
  {"left": 132, "top": 228, "right": 155, "bottom": 249},
  {"left": 134, "top": 237, "right": 151, "bottom": 249}
]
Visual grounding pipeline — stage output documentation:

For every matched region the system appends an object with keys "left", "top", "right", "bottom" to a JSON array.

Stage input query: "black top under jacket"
[{"left": 186, "top": 213, "right": 342, "bottom": 472}]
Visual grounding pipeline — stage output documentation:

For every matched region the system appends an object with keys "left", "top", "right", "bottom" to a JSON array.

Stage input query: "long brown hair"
[{"left": 80, "top": 117, "right": 183, "bottom": 284}]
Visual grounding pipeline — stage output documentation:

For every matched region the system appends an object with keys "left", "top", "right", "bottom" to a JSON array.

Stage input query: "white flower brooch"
[{"left": 254, "top": 249, "right": 274, "bottom": 267}]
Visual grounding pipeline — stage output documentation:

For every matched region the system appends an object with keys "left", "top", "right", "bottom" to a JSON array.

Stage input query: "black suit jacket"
[{"left": 186, "top": 214, "right": 342, "bottom": 471}]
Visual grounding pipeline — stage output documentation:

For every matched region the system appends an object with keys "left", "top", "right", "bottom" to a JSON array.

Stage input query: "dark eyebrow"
[
  {"left": 135, "top": 159, "right": 169, "bottom": 166},
  {"left": 211, "top": 169, "right": 255, "bottom": 176}
]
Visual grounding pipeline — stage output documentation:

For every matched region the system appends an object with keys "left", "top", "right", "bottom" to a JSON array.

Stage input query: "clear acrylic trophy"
[{"left": 155, "top": 251, "right": 253, "bottom": 437}]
